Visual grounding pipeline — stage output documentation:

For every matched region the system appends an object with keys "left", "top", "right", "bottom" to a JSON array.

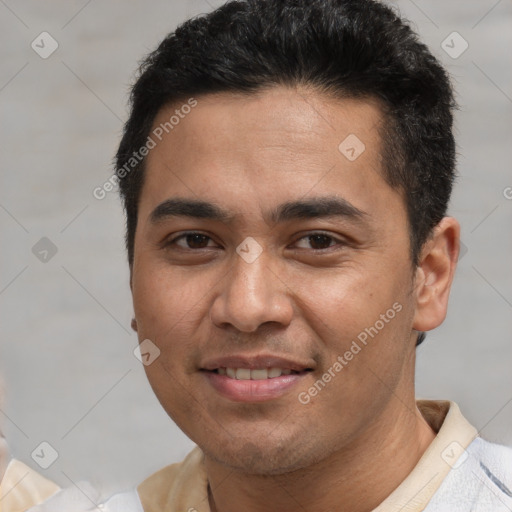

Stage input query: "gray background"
[{"left": 0, "top": 0, "right": 511, "bottom": 498}]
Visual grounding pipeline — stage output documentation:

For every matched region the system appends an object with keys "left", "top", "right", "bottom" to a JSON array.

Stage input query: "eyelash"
[{"left": 164, "top": 231, "right": 345, "bottom": 251}]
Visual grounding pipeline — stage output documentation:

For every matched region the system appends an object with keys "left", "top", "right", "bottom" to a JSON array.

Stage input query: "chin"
[{"left": 204, "top": 438, "right": 325, "bottom": 476}]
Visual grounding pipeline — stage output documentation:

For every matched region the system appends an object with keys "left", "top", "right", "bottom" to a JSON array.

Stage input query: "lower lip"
[{"left": 202, "top": 371, "right": 306, "bottom": 402}]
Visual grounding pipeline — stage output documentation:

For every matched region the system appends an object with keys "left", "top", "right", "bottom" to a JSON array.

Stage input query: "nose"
[{"left": 209, "top": 250, "right": 294, "bottom": 333}]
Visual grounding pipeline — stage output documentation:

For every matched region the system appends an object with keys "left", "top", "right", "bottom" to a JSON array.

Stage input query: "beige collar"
[{"left": 373, "top": 400, "right": 478, "bottom": 511}]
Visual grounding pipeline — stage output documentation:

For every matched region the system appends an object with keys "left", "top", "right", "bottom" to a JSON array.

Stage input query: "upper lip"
[{"left": 201, "top": 354, "right": 314, "bottom": 372}]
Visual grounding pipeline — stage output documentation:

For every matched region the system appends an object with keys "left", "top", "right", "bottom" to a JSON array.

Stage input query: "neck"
[{"left": 205, "top": 398, "right": 436, "bottom": 512}]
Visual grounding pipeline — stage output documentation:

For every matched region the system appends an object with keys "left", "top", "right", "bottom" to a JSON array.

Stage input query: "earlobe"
[
  {"left": 131, "top": 317, "right": 138, "bottom": 332},
  {"left": 412, "top": 217, "right": 460, "bottom": 333}
]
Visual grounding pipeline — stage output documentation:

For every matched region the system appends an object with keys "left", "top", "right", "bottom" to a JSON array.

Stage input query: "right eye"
[{"left": 165, "top": 232, "right": 219, "bottom": 250}]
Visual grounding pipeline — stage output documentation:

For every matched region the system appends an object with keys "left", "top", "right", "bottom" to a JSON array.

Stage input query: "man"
[
  {"left": 114, "top": 0, "right": 512, "bottom": 510},
  {"left": 17, "top": 0, "right": 512, "bottom": 510}
]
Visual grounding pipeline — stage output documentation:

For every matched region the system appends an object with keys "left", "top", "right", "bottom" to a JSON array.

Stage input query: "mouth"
[
  {"left": 200, "top": 356, "right": 314, "bottom": 402},
  {"left": 209, "top": 367, "right": 309, "bottom": 380}
]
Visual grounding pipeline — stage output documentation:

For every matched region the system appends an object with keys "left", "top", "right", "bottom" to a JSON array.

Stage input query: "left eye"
[
  {"left": 294, "top": 233, "right": 340, "bottom": 250},
  {"left": 171, "top": 233, "right": 217, "bottom": 249}
]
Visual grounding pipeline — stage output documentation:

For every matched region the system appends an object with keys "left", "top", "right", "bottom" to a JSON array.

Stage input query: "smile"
[
  {"left": 203, "top": 368, "right": 312, "bottom": 402},
  {"left": 215, "top": 367, "right": 298, "bottom": 379}
]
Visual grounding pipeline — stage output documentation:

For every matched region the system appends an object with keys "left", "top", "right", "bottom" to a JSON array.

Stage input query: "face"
[{"left": 130, "top": 86, "right": 422, "bottom": 475}]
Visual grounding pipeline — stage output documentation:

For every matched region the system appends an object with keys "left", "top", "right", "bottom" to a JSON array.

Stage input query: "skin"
[{"left": 130, "top": 86, "right": 460, "bottom": 512}]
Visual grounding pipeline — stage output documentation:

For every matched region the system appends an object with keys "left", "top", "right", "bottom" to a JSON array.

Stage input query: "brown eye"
[
  {"left": 184, "top": 233, "right": 211, "bottom": 248},
  {"left": 294, "top": 233, "right": 338, "bottom": 250},
  {"left": 166, "top": 232, "right": 217, "bottom": 250},
  {"left": 308, "top": 234, "right": 335, "bottom": 249}
]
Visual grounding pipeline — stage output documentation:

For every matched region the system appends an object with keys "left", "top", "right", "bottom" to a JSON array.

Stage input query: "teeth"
[
  {"left": 268, "top": 367, "right": 282, "bottom": 378},
  {"left": 218, "top": 368, "right": 294, "bottom": 380},
  {"left": 235, "top": 368, "right": 251, "bottom": 380},
  {"left": 250, "top": 369, "right": 268, "bottom": 380}
]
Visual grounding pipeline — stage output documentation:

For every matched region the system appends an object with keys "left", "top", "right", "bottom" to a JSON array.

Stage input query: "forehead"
[
  {"left": 149, "top": 86, "right": 384, "bottom": 161},
  {"left": 138, "top": 86, "right": 402, "bottom": 227}
]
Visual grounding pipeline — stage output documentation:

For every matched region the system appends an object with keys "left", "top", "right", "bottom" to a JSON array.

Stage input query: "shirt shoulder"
[{"left": 425, "top": 437, "right": 512, "bottom": 512}]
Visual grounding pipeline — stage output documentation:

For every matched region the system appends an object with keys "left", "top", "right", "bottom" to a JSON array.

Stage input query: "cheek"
[
  {"left": 289, "top": 263, "right": 403, "bottom": 335},
  {"left": 295, "top": 295, "right": 413, "bottom": 435},
  {"left": 133, "top": 266, "right": 207, "bottom": 413},
  {"left": 132, "top": 259, "right": 205, "bottom": 332},
  {"left": 291, "top": 264, "right": 414, "bottom": 382}
]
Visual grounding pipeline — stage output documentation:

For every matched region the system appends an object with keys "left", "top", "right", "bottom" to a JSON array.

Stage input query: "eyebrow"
[
  {"left": 148, "top": 196, "right": 368, "bottom": 226},
  {"left": 270, "top": 197, "right": 367, "bottom": 224},
  {"left": 149, "top": 198, "right": 235, "bottom": 224}
]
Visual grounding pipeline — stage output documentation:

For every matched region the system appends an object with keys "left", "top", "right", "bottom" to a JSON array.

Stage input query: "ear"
[{"left": 412, "top": 217, "right": 460, "bottom": 332}]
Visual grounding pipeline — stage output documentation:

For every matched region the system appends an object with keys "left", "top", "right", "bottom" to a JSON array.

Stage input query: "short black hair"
[{"left": 115, "top": 0, "right": 457, "bottom": 346}]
